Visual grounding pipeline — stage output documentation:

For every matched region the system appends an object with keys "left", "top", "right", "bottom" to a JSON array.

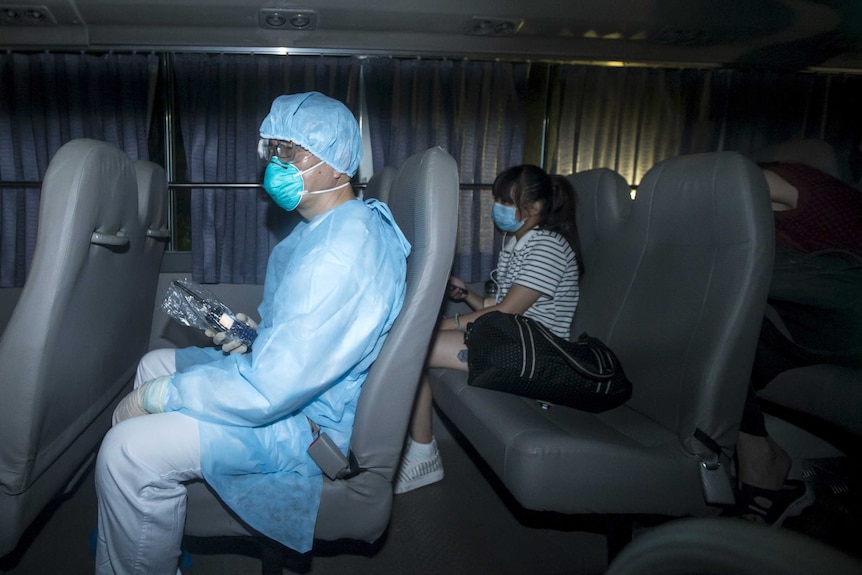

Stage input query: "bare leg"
[
  {"left": 407, "top": 329, "right": 467, "bottom": 444},
  {"left": 409, "top": 375, "right": 435, "bottom": 444},
  {"left": 394, "top": 328, "right": 468, "bottom": 493},
  {"left": 733, "top": 431, "right": 815, "bottom": 525},
  {"left": 736, "top": 432, "right": 792, "bottom": 490}
]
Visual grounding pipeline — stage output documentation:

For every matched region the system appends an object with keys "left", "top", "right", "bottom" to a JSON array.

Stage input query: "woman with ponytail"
[{"left": 395, "top": 164, "right": 583, "bottom": 494}]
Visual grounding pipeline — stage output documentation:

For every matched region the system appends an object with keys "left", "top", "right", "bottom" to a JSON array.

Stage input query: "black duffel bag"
[{"left": 464, "top": 311, "right": 632, "bottom": 412}]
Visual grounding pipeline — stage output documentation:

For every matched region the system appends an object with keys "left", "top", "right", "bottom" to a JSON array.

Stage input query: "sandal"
[{"left": 734, "top": 479, "right": 815, "bottom": 528}]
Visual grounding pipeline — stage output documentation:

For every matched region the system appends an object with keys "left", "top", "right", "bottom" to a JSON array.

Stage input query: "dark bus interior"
[{"left": 1, "top": 1, "right": 861, "bottom": 573}]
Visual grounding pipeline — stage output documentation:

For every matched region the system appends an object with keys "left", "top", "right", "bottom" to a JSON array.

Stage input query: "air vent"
[
  {"left": 259, "top": 8, "right": 317, "bottom": 31},
  {"left": 651, "top": 26, "right": 709, "bottom": 46},
  {"left": 467, "top": 16, "right": 523, "bottom": 37},
  {"left": 0, "top": 4, "right": 56, "bottom": 26}
]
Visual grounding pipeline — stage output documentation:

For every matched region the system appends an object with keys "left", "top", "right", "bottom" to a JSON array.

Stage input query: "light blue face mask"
[
  {"left": 492, "top": 202, "right": 524, "bottom": 232},
  {"left": 263, "top": 158, "right": 349, "bottom": 211}
]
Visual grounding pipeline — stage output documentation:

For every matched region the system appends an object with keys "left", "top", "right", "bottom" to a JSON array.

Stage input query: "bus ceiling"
[{"left": 1, "top": 0, "right": 861, "bottom": 73}]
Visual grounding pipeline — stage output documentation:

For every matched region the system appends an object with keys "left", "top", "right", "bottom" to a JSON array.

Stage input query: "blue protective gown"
[{"left": 163, "top": 198, "right": 409, "bottom": 552}]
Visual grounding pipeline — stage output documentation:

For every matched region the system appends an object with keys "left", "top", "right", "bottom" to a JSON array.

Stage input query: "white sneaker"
[{"left": 393, "top": 438, "right": 444, "bottom": 494}]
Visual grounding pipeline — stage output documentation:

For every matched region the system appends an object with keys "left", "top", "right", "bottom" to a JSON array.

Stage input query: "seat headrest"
[
  {"left": 37, "top": 139, "right": 138, "bottom": 253},
  {"left": 568, "top": 168, "right": 631, "bottom": 267},
  {"left": 134, "top": 160, "right": 169, "bottom": 238},
  {"left": 753, "top": 138, "right": 845, "bottom": 182}
]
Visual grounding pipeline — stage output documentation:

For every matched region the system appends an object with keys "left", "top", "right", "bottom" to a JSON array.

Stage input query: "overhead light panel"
[
  {"left": 0, "top": 4, "right": 56, "bottom": 26},
  {"left": 467, "top": 16, "right": 523, "bottom": 37},
  {"left": 651, "top": 26, "right": 708, "bottom": 46},
  {"left": 259, "top": 8, "right": 317, "bottom": 31}
]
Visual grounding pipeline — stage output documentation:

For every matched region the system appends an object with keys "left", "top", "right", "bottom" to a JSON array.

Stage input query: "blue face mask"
[
  {"left": 263, "top": 158, "right": 348, "bottom": 211},
  {"left": 492, "top": 202, "right": 524, "bottom": 232}
]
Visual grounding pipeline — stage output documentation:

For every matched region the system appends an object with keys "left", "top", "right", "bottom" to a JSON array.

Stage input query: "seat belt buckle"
[
  {"left": 306, "top": 417, "right": 350, "bottom": 480},
  {"left": 308, "top": 431, "right": 351, "bottom": 480},
  {"left": 698, "top": 457, "right": 736, "bottom": 505},
  {"left": 693, "top": 427, "right": 736, "bottom": 505}
]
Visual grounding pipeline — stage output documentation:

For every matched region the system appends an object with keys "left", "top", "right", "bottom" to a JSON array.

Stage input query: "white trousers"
[{"left": 95, "top": 349, "right": 202, "bottom": 575}]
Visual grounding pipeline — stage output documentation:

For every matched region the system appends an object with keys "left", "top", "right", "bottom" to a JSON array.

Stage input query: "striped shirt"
[{"left": 494, "top": 229, "right": 580, "bottom": 339}]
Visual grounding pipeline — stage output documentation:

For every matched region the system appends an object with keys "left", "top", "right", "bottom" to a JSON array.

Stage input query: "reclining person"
[
  {"left": 95, "top": 91, "right": 411, "bottom": 574},
  {"left": 734, "top": 161, "right": 862, "bottom": 526},
  {"left": 395, "top": 164, "right": 584, "bottom": 493}
]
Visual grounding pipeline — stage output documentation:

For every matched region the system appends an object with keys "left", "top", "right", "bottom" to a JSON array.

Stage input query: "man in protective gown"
[{"left": 95, "top": 91, "right": 410, "bottom": 574}]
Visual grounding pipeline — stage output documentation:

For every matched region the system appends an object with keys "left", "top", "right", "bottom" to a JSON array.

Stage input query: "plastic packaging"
[{"left": 161, "top": 278, "right": 257, "bottom": 349}]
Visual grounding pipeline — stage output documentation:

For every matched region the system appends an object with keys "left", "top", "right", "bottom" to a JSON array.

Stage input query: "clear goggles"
[{"left": 263, "top": 139, "right": 307, "bottom": 163}]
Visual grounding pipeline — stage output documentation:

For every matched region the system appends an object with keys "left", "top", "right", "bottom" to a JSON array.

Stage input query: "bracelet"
[{"left": 454, "top": 313, "right": 464, "bottom": 332}]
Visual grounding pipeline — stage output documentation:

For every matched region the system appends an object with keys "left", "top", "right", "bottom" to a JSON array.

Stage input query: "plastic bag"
[{"left": 161, "top": 278, "right": 257, "bottom": 349}]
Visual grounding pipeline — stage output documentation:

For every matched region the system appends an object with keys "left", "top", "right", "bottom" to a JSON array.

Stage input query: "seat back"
[
  {"left": 605, "top": 517, "right": 862, "bottom": 575},
  {"left": 753, "top": 138, "right": 849, "bottom": 183},
  {"left": 572, "top": 152, "right": 774, "bottom": 461},
  {"left": 183, "top": 147, "right": 460, "bottom": 544},
  {"left": 131, "top": 160, "right": 170, "bottom": 343},
  {"left": 363, "top": 165, "right": 398, "bottom": 203},
  {"left": 314, "top": 146, "right": 459, "bottom": 540},
  {"left": 135, "top": 159, "right": 170, "bottom": 260},
  {"left": 0, "top": 139, "right": 152, "bottom": 556},
  {"left": 567, "top": 168, "right": 631, "bottom": 270},
  {"left": 750, "top": 139, "right": 862, "bottom": 442}
]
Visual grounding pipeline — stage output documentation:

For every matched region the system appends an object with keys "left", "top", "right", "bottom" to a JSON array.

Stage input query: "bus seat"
[
  {"left": 0, "top": 288, "right": 22, "bottom": 336},
  {"left": 429, "top": 152, "right": 774, "bottom": 559},
  {"left": 756, "top": 293, "right": 862, "bottom": 444},
  {"left": 567, "top": 167, "right": 632, "bottom": 270},
  {"left": 132, "top": 159, "right": 170, "bottom": 345},
  {"left": 183, "top": 146, "right": 460, "bottom": 569},
  {"left": 605, "top": 517, "right": 862, "bottom": 575},
  {"left": 363, "top": 165, "right": 398, "bottom": 203},
  {"left": 0, "top": 139, "right": 155, "bottom": 557},
  {"left": 753, "top": 138, "right": 850, "bottom": 184},
  {"left": 135, "top": 159, "right": 170, "bottom": 254},
  {"left": 750, "top": 140, "right": 862, "bottom": 445},
  {"left": 758, "top": 364, "right": 862, "bottom": 440}
]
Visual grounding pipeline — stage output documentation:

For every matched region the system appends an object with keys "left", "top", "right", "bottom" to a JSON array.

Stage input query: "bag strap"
[
  {"left": 524, "top": 316, "right": 616, "bottom": 381},
  {"left": 513, "top": 314, "right": 538, "bottom": 379}
]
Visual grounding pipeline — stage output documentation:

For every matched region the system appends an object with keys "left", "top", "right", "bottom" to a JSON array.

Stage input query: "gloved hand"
[
  {"left": 111, "top": 376, "right": 171, "bottom": 426},
  {"left": 205, "top": 312, "right": 258, "bottom": 354}
]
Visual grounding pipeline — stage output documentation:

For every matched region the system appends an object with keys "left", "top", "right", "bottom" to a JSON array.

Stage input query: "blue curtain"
[
  {"left": 172, "top": 53, "right": 360, "bottom": 284},
  {"left": 179, "top": 55, "right": 529, "bottom": 285},
  {"left": 364, "top": 58, "right": 529, "bottom": 283},
  {"left": 548, "top": 65, "right": 862, "bottom": 189},
  {"left": 0, "top": 52, "right": 156, "bottom": 287},
  {"left": 547, "top": 66, "right": 703, "bottom": 188},
  {"left": 6, "top": 54, "right": 860, "bottom": 289},
  {"left": 706, "top": 69, "right": 862, "bottom": 165}
]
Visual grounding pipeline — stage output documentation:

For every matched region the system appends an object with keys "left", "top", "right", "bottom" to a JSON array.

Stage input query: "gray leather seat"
[
  {"left": 758, "top": 363, "right": 862, "bottom": 439},
  {"left": 135, "top": 159, "right": 171, "bottom": 265},
  {"left": 183, "top": 146, "right": 460, "bottom": 567},
  {"left": 363, "top": 165, "right": 398, "bottom": 203},
  {"left": 753, "top": 137, "right": 850, "bottom": 183},
  {"left": 429, "top": 152, "right": 774, "bottom": 557},
  {"left": 0, "top": 139, "right": 162, "bottom": 556},
  {"left": 128, "top": 159, "right": 171, "bottom": 357},
  {"left": 567, "top": 167, "right": 632, "bottom": 269},
  {"left": 750, "top": 139, "right": 861, "bottom": 442},
  {"left": 605, "top": 517, "right": 862, "bottom": 575}
]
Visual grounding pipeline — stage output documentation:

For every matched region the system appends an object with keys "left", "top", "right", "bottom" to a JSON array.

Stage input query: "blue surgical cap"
[{"left": 259, "top": 92, "right": 362, "bottom": 177}]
